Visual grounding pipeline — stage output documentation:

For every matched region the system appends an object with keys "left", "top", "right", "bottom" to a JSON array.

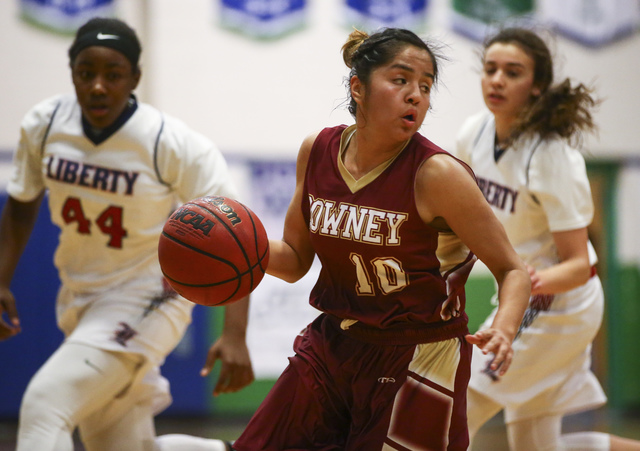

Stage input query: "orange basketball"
[{"left": 158, "top": 196, "right": 269, "bottom": 306}]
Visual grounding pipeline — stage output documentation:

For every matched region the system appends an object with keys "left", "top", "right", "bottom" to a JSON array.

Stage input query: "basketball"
[{"left": 158, "top": 196, "right": 270, "bottom": 306}]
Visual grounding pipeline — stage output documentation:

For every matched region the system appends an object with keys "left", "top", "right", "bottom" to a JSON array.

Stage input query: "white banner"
[{"left": 539, "top": 0, "right": 640, "bottom": 47}]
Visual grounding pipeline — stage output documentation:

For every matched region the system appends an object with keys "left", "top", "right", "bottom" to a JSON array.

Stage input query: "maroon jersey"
[
  {"left": 234, "top": 125, "right": 476, "bottom": 451},
  {"left": 302, "top": 125, "right": 476, "bottom": 342}
]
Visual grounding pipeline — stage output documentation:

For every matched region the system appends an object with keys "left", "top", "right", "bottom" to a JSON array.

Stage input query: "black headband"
[{"left": 70, "top": 29, "right": 140, "bottom": 68}]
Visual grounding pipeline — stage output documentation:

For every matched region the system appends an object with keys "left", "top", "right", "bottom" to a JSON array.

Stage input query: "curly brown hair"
[{"left": 484, "top": 28, "right": 599, "bottom": 146}]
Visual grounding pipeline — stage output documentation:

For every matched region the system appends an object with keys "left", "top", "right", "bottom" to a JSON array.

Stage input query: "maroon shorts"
[{"left": 233, "top": 314, "right": 472, "bottom": 451}]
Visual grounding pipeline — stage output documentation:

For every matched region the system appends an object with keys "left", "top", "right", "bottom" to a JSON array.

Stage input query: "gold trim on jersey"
[
  {"left": 338, "top": 125, "right": 409, "bottom": 193},
  {"left": 410, "top": 338, "right": 461, "bottom": 392},
  {"left": 436, "top": 232, "right": 472, "bottom": 275}
]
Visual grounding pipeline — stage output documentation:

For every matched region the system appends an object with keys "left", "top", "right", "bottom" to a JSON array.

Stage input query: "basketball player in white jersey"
[
  {"left": 455, "top": 27, "right": 640, "bottom": 450},
  {"left": 0, "top": 17, "right": 251, "bottom": 451}
]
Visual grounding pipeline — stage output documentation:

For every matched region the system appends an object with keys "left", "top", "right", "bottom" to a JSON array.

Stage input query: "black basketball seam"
[
  {"left": 161, "top": 257, "right": 266, "bottom": 288},
  {"left": 244, "top": 207, "right": 269, "bottom": 286},
  {"left": 238, "top": 203, "right": 260, "bottom": 290},
  {"left": 160, "top": 231, "right": 242, "bottom": 275},
  {"left": 161, "top": 260, "right": 241, "bottom": 306},
  {"left": 189, "top": 199, "right": 255, "bottom": 286},
  {"left": 163, "top": 197, "right": 268, "bottom": 305},
  {"left": 161, "top": 255, "right": 268, "bottom": 306}
]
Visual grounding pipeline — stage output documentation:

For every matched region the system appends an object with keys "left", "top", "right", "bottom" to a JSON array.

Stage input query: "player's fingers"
[
  {"left": 214, "top": 363, "right": 254, "bottom": 395},
  {"left": 531, "top": 279, "right": 543, "bottom": 293},
  {"left": 200, "top": 349, "right": 221, "bottom": 377},
  {"left": 480, "top": 332, "right": 505, "bottom": 356},
  {"left": 488, "top": 340, "right": 512, "bottom": 371},
  {"left": 213, "top": 364, "right": 233, "bottom": 396},
  {"left": 465, "top": 333, "right": 484, "bottom": 346},
  {"left": 0, "top": 325, "right": 14, "bottom": 340},
  {"left": 474, "top": 330, "right": 500, "bottom": 355},
  {"left": 2, "top": 303, "right": 20, "bottom": 326},
  {"left": 224, "top": 366, "right": 254, "bottom": 393},
  {"left": 497, "top": 349, "right": 514, "bottom": 376},
  {"left": 490, "top": 346, "right": 513, "bottom": 376},
  {"left": 0, "top": 320, "right": 20, "bottom": 341},
  {"left": 0, "top": 297, "right": 21, "bottom": 340}
]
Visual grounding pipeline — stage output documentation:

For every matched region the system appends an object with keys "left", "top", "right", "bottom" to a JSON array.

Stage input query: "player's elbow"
[
  {"left": 281, "top": 272, "right": 306, "bottom": 284},
  {"left": 267, "top": 261, "right": 311, "bottom": 283},
  {"left": 561, "top": 255, "right": 592, "bottom": 288},
  {"left": 576, "top": 260, "right": 593, "bottom": 286},
  {"left": 266, "top": 239, "right": 314, "bottom": 283}
]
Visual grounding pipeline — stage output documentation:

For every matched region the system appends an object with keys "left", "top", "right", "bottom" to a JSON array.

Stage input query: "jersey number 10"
[{"left": 350, "top": 252, "right": 408, "bottom": 296}]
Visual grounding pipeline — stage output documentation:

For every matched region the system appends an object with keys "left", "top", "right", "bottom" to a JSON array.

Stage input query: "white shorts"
[
  {"left": 56, "top": 276, "right": 195, "bottom": 414},
  {"left": 468, "top": 275, "right": 607, "bottom": 423}
]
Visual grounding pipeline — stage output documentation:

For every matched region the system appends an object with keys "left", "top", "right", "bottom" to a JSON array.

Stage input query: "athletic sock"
[{"left": 155, "top": 434, "right": 230, "bottom": 451}]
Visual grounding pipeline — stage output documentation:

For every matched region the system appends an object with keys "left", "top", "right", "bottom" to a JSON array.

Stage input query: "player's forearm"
[
  {"left": 266, "top": 238, "right": 313, "bottom": 283},
  {"left": 221, "top": 295, "right": 250, "bottom": 340},
  {"left": 0, "top": 196, "right": 41, "bottom": 287},
  {"left": 492, "top": 268, "right": 531, "bottom": 342},
  {"left": 0, "top": 234, "right": 26, "bottom": 287},
  {"left": 533, "top": 258, "right": 592, "bottom": 295}
]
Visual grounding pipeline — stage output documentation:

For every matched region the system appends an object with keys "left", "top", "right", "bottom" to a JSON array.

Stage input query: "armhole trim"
[
  {"left": 40, "top": 102, "right": 62, "bottom": 157},
  {"left": 525, "top": 137, "right": 543, "bottom": 204},
  {"left": 153, "top": 116, "right": 168, "bottom": 186},
  {"left": 471, "top": 116, "right": 491, "bottom": 156}
]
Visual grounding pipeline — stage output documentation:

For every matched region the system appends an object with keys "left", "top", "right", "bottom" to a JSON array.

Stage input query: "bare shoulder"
[
  {"left": 418, "top": 153, "right": 475, "bottom": 190},
  {"left": 297, "top": 130, "right": 322, "bottom": 163},
  {"left": 415, "top": 152, "right": 483, "bottom": 225},
  {"left": 295, "top": 129, "right": 323, "bottom": 181}
]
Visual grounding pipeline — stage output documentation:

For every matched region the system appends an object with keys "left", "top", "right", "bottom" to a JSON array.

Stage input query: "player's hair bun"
[{"left": 342, "top": 28, "right": 369, "bottom": 69}]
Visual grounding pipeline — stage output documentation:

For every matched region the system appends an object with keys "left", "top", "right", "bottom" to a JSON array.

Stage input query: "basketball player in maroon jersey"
[{"left": 232, "top": 28, "right": 530, "bottom": 451}]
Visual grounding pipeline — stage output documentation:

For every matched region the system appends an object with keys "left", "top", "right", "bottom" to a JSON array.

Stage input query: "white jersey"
[
  {"left": 8, "top": 93, "right": 238, "bottom": 336},
  {"left": 455, "top": 110, "right": 596, "bottom": 270},
  {"left": 454, "top": 110, "right": 607, "bottom": 422}
]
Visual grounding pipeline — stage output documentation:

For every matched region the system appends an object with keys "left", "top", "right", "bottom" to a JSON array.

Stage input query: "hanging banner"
[
  {"left": 450, "top": 0, "right": 536, "bottom": 42},
  {"left": 344, "top": 0, "right": 429, "bottom": 32},
  {"left": 20, "top": 0, "right": 116, "bottom": 34},
  {"left": 539, "top": 0, "right": 640, "bottom": 47},
  {"left": 219, "top": 0, "right": 308, "bottom": 39}
]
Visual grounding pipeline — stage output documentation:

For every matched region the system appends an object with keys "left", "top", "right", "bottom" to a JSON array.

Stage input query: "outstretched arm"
[
  {"left": 0, "top": 194, "right": 43, "bottom": 340},
  {"left": 200, "top": 295, "right": 254, "bottom": 396},
  {"left": 415, "top": 155, "right": 530, "bottom": 376}
]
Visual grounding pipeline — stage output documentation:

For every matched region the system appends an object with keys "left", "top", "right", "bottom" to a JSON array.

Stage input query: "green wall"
[{"left": 608, "top": 265, "right": 640, "bottom": 408}]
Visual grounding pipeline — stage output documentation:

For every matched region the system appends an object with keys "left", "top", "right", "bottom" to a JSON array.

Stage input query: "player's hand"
[
  {"left": 465, "top": 328, "right": 514, "bottom": 376},
  {"left": 201, "top": 334, "right": 254, "bottom": 396},
  {"left": 0, "top": 287, "right": 21, "bottom": 341},
  {"left": 526, "top": 264, "right": 543, "bottom": 294}
]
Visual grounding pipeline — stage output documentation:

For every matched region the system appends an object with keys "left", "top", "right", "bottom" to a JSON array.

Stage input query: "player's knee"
[
  {"left": 19, "top": 391, "right": 73, "bottom": 440},
  {"left": 507, "top": 415, "right": 562, "bottom": 451},
  {"left": 20, "top": 374, "right": 74, "bottom": 431},
  {"left": 21, "top": 376, "right": 57, "bottom": 412}
]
